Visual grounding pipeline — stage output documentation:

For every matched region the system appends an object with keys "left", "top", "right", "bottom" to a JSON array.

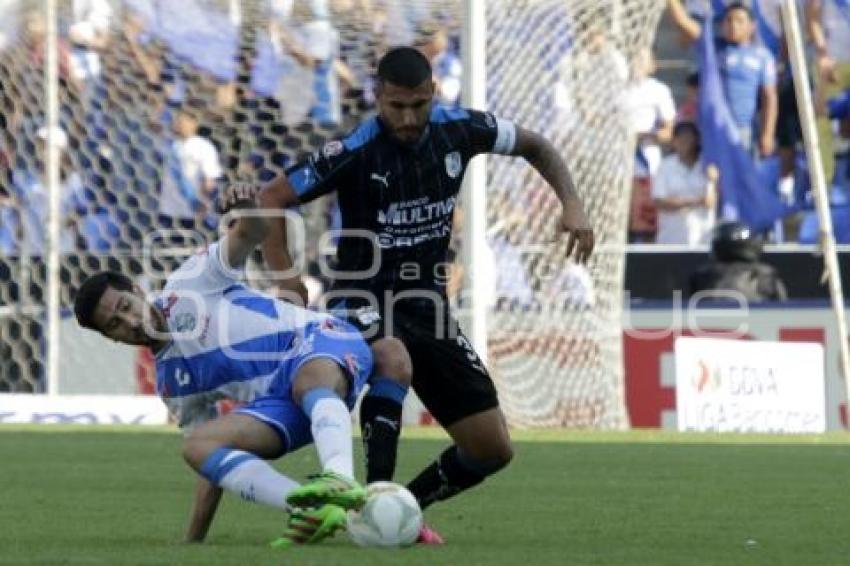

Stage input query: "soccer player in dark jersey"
[{"left": 259, "top": 46, "right": 594, "bottom": 542}]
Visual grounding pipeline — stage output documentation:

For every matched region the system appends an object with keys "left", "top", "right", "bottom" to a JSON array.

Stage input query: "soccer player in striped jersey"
[{"left": 73, "top": 183, "right": 377, "bottom": 547}]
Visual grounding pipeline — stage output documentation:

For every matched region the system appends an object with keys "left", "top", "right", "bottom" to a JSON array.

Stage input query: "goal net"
[
  {"left": 484, "top": 0, "right": 663, "bottom": 428},
  {"left": 0, "top": 0, "right": 664, "bottom": 428}
]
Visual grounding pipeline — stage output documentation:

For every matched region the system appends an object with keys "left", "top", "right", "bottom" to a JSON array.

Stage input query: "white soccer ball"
[{"left": 346, "top": 482, "right": 423, "bottom": 547}]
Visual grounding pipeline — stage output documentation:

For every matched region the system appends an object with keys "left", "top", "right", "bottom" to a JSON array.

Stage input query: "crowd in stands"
[
  {"left": 3, "top": 0, "right": 847, "bottom": 390},
  {"left": 0, "top": 0, "right": 462, "bottom": 391},
  {"left": 1, "top": 0, "right": 847, "bottom": 262},
  {"left": 629, "top": 0, "right": 850, "bottom": 246},
  {"left": 0, "top": 0, "right": 461, "bottom": 261}
]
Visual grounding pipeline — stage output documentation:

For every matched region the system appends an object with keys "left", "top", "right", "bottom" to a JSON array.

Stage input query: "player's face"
[
  {"left": 376, "top": 80, "right": 436, "bottom": 145},
  {"left": 723, "top": 8, "right": 754, "bottom": 44},
  {"left": 92, "top": 286, "right": 164, "bottom": 346}
]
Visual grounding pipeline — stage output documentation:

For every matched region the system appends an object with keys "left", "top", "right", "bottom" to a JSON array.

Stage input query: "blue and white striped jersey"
[{"left": 154, "top": 238, "right": 331, "bottom": 431}]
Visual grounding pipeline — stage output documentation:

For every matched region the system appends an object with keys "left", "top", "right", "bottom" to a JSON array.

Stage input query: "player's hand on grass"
[
  {"left": 558, "top": 199, "right": 594, "bottom": 264},
  {"left": 217, "top": 180, "right": 260, "bottom": 215}
]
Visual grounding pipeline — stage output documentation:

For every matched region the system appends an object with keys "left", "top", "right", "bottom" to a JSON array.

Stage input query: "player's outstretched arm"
[
  {"left": 257, "top": 175, "right": 309, "bottom": 305},
  {"left": 184, "top": 477, "right": 224, "bottom": 543},
  {"left": 511, "top": 126, "right": 595, "bottom": 263},
  {"left": 217, "top": 181, "right": 271, "bottom": 271}
]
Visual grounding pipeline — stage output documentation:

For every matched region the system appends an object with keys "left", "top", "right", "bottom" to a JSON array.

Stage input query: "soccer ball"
[{"left": 346, "top": 482, "right": 423, "bottom": 547}]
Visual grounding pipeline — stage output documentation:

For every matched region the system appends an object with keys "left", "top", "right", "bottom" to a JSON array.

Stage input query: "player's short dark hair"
[
  {"left": 74, "top": 271, "right": 134, "bottom": 331},
  {"left": 377, "top": 46, "right": 432, "bottom": 89},
  {"left": 724, "top": 2, "right": 753, "bottom": 19}
]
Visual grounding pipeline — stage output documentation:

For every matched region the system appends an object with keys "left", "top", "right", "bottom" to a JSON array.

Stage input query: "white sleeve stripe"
[{"left": 493, "top": 118, "right": 517, "bottom": 155}]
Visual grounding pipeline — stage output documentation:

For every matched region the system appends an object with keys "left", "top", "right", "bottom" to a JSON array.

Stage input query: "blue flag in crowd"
[
  {"left": 697, "top": 15, "right": 787, "bottom": 231},
  {"left": 751, "top": 0, "right": 780, "bottom": 56}
]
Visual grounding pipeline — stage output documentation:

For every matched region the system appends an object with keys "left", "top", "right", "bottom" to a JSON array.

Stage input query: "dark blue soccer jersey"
[{"left": 286, "top": 105, "right": 516, "bottom": 298}]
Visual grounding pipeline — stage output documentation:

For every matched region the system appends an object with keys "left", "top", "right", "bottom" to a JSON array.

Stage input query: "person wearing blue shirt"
[
  {"left": 668, "top": 0, "right": 778, "bottom": 157},
  {"left": 827, "top": 89, "right": 850, "bottom": 120},
  {"left": 416, "top": 25, "right": 462, "bottom": 107}
]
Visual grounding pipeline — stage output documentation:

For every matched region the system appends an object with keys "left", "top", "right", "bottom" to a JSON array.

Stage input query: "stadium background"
[
  {"left": 4, "top": 2, "right": 850, "bottom": 564},
  {"left": 0, "top": 0, "right": 848, "bottom": 429}
]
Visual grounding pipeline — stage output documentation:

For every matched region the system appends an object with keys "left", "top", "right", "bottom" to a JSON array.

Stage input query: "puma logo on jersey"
[{"left": 370, "top": 171, "right": 391, "bottom": 188}]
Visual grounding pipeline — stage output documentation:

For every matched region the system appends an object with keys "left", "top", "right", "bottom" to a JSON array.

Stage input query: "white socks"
[
  {"left": 201, "top": 449, "right": 299, "bottom": 510},
  {"left": 309, "top": 396, "right": 355, "bottom": 479}
]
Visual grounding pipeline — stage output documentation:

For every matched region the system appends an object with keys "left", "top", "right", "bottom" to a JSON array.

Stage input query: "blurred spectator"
[
  {"left": 67, "top": 0, "right": 112, "bottom": 89},
  {"left": 416, "top": 24, "right": 462, "bottom": 106},
  {"left": 552, "top": 3, "right": 629, "bottom": 210},
  {"left": 677, "top": 70, "right": 700, "bottom": 122},
  {"left": 270, "top": 0, "right": 295, "bottom": 20},
  {"left": 825, "top": 89, "right": 850, "bottom": 121},
  {"left": 555, "top": 12, "right": 628, "bottom": 124},
  {"left": 330, "top": 0, "right": 387, "bottom": 113},
  {"left": 684, "top": 0, "right": 784, "bottom": 56},
  {"left": 667, "top": 0, "right": 778, "bottom": 157},
  {"left": 485, "top": 219, "right": 535, "bottom": 310},
  {"left": 798, "top": 186, "right": 850, "bottom": 245},
  {"left": 270, "top": 0, "right": 351, "bottom": 127},
  {"left": 652, "top": 121, "right": 718, "bottom": 245},
  {"left": 806, "top": 0, "right": 850, "bottom": 185},
  {"left": 14, "top": 9, "right": 75, "bottom": 94},
  {"left": 775, "top": 43, "right": 802, "bottom": 190},
  {"left": 158, "top": 105, "right": 222, "bottom": 233},
  {"left": 382, "top": 0, "right": 432, "bottom": 47},
  {"left": 120, "top": 10, "right": 163, "bottom": 96},
  {"left": 689, "top": 221, "right": 787, "bottom": 301},
  {"left": 7, "top": 126, "right": 87, "bottom": 255},
  {"left": 624, "top": 48, "right": 676, "bottom": 242},
  {"left": 625, "top": 49, "right": 676, "bottom": 178},
  {"left": 0, "top": 0, "right": 20, "bottom": 52},
  {"left": 0, "top": 184, "right": 15, "bottom": 255},
  {"left": 800, "top": 87, "right": 850, "bottom": 244}
]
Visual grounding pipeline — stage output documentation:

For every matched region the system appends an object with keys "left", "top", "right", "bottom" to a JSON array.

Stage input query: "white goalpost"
[
  {"left": 44, "top": 0, "right": 62, "bottom": 396},
  {"left": 781, "top": 0, "right": 850, "bottom": 412}
]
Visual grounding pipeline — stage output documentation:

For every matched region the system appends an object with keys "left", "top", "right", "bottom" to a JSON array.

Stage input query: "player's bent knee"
[
  {"left": 493, "top": 441, "right": 514, "bottom": 471},
  {"left": 479, "top": 442, "right": 513, "bottom": 475},
  {"left": 291, "top": 357, "right": 349, "bottom": 405},
  {"left": 182, "top": 434, "right": 215, "bottom": 470},
  {"left": 371, "top": 337, "right": 412, "bottom": 386},
  {"left": 181, "top": 419, "right": 237, "bottom": 470},
  {"left": 461, "top": 438, "right": 514, "bottom": 474}
]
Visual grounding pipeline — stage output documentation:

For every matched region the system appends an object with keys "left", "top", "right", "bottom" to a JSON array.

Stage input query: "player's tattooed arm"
[
  {"left": 184, "top": 477, "right": 223, "bottom": 543},
  {"left": 512, "top": 126, "right": 595, "bottom": 263}
]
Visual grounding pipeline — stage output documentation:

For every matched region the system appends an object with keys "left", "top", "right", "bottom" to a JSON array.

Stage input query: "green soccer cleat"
[
  {"left": 285, "top": 471, "right": 367, "bottom": 511},
  {"left": 270, "top": 504, "right": 347, "bottom": 548}
]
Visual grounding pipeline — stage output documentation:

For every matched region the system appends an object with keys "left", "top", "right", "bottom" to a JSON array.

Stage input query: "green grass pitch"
[{"left": 2, "top": 426, "right": 850, "bottom": 565}]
